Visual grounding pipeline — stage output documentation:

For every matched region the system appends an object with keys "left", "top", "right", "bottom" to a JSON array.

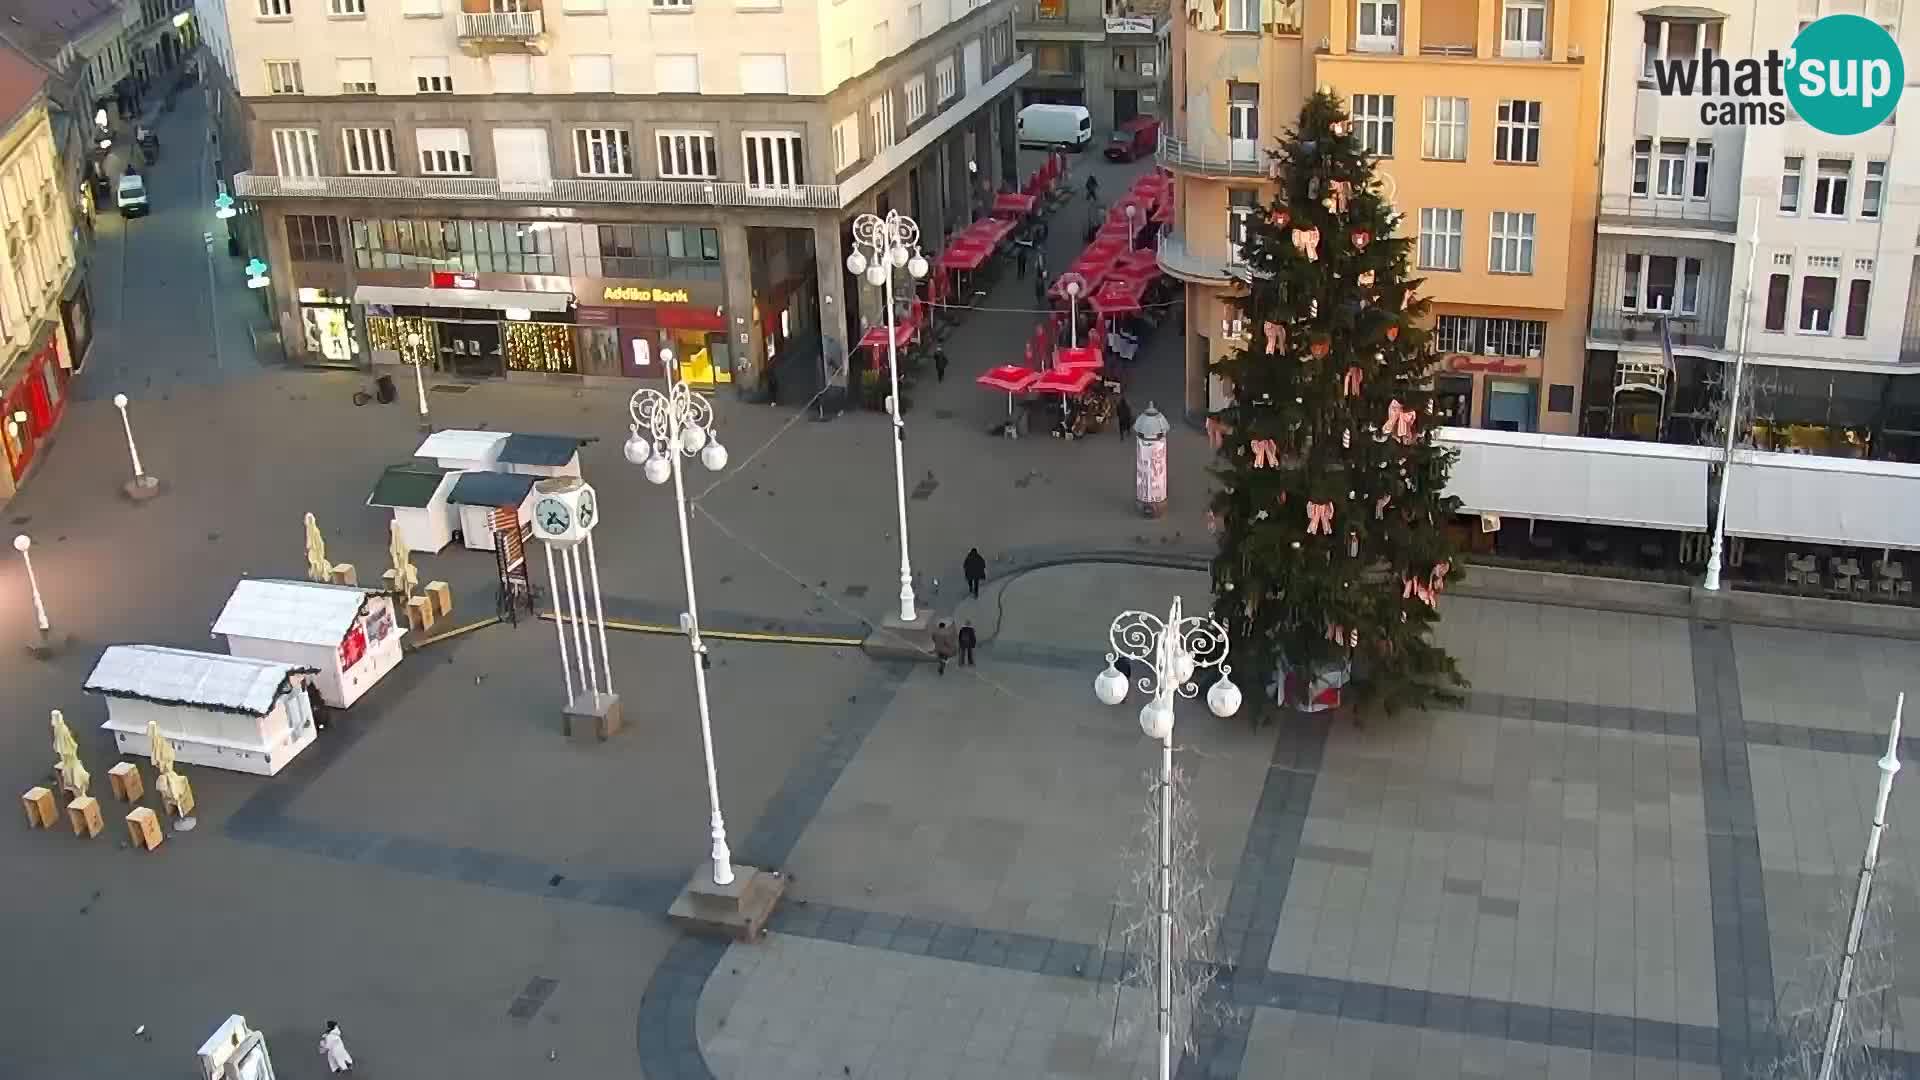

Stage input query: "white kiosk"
[
  {"left": 446, "top": 470, "right": 537, "bottom": 553},
  {"left": 196, "top": 1015, "right": 276, "bottom": 1080},
  {"left": 367, "top": 462, "right": 458, "bottom": 553},
  {"left": 86, "top": 645, "right": 320, "bottom": 777},
  {"left": 214, "top": 579, "right": 405, "bottom": 708},
  {"left": 416, "top": 428, "right": 508, "bottom": 472}
]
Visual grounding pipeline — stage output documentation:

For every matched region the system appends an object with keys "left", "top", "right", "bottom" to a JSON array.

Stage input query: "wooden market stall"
[
  {"left": 366, "top": 462, "right": 458, "bottom": 553},
  {"left": 213, "top": 578, "right": 405, "bottom": 709},
  {"left": 85, "top": 644, "right": 321, "bottom": 776},
  {"left": 446, "top": 470, "right": 537, "bottom": 553}
]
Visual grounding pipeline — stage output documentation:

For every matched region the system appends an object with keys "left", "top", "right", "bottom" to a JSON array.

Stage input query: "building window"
[
  {"left": 1812, "top": 158, "right": 1849, "bottom": 217},
  {"left": 1655, "top": 139, "right": 1688, "bottom": 196},
  {"left": 935, "top": 57, "right": 957, "bottom": 101},
  {"left": 329, "top": 0, "right": 364, "bottom": 14},
  {"left": 1227, "top": 188, "right": 1257, "bottom": 264},
  {"left": 1422, "top": 96, "right": 1468, "bottom": 161},
  {"left": 1501, "top": 0, "right": 1545, "bottom": 58},
  {"left": 573, "top": 128, "right": 632, "bottom": 176},
  {"left": 267, "top": 60, "right": 303, "bottom": 94},
  {"left": 869, "top": 93, "right": 896, "bottom": 153},
  {"left": 873, "top": 20, "right": 891, "bottom": 59},
  {"left": 1417, "top": 207, "right": 1463, "bottom": 271},
  {"left": 1227, "top": 82, "right": 1259, "bottom": 161},
  {"left": 1779, "top": 156, "right": 1802, "bottom": 213},
  {"left": 656, "top": 130, "right": 718, "bottom": 179},
  {"left": 272, "top": 128, "right": 320, "bottom": 177},
  {"left": 571, "top": 54, "right": 613, "bottom": 93},
  {"left": 1434, "top": 315, "right": 1546, "bottom": 358},
  {"left": 417, "top": 128, "right": 473, "bottom": 174},
  {"left": 655, "top": 54, "right": 699, "bottom": 93},
  {"left": 833, "top": 115, "right": 860, "bottom": 171},
  {"left": 740, "top": 54, "right": 789, "bottom": 94},
  {"left": 402, "top": 0, "right": 440, "bottom": 15},
  {"left": 337, "top": 58, "right": 375, "bottom": 93},
  {"left": 285, "top": 214, "right": 342, "bottom": 262},
  {"left": 414, "top": 56, "right": 452, "bottom": 92},
  {"left": 258, "top": 0, "right": 291, "bottom": 17},
  {"left": 1356, "top": 0, "right": 1399, "bottom": 52},
  {"left": 907, "top": 2, "right": 922, "bottom": 38},
  {"left": 1489, "top": 210, "right": 1535, "bottom": 274},
  {"left": 905, "top": 75, "right": 928, "bottom": 123},
  {"left": 1631, "top": 138, "right": 1651, "bottom": 195},
  {"left": 1626, "top": 254, "right": 1702, "bottom": 313},
  {"left": 1226, "top": 0, "right": 1257, "bottom": 33},
  {"left": 1798, "top": 276, "right": 1836, "bottom": 334},
  {"left": 1763, "top": 273, "right": 1789, "bottom": 331},
  {"left": 1494, "top": 100, "right": 1539, "bottom": 164},
  {"left": 653, "top": 0, "right": 692, "bottom": 8},
  {"left": 341, "top": 127, "right": 396, "bottom": 174},
  {"left": 742, "top": 131, "right": 806, "bottom": 189},
  {"left": 1691, "top": 140, "right": 1712, "bottom": 198},
  {"left": 1642, "top": 17, "right": 1720, "bottom": 80},
  {"left": 1861, "top": 160, "right": 1886, "bottom": 219},
  {"left": 1352, "top": 94, "right": 1394, "bottom": 157},
  {"left": 1845, "top": 279, "right": 1871, "bottom": 338}
]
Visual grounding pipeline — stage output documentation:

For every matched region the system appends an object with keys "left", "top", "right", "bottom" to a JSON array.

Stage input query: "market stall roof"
[
  {"left": 447, "top": 470, "right": 538, "bottom": 509},
  {"left": 213, "top": 579, "right": 376, "bottom": 648},
  {"left": 1054, "top": 346, "right": 1104, "bottom": 370},
  {"left": 858, "top": 322, "right": 916, "bottom": 351},
  {"left": 415, "top": 429, "right": 508, "bottom": 465},
  {"left": 1032, "top": 368, "right": 1097, "bottom": 395},
  {"left": 86, "top": 644, "right": 317, "bottom": 717},
  {"left": 976, "top": 365, "right": 1041, "bottom": 393},
  {"left": 496, "top": 432, "right": 595, "bottom": 468},
  {"left": 1092, "top": 278, "right": 1146, "bottom": 314},
  {"left": 993, "top": 192, "right": 1038, "bottom": 216},
  {"left": 366, "top": 463, "right": 451, "bottom": 509},
  {"left": 939, "top": 243, "right": 991, "bottom": 271}
]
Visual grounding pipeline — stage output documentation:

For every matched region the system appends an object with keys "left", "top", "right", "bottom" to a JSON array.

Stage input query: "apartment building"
[
  {"left": 1583, "top": 0, "right": 1920, "bottom": 461},
  {"left": 1160, "top": 0, "right": 1605, "bottom": 432},
  {"left": 211, "top": 0, "right": 1030, "bottom": 403},
  {"left": 1015, "top": 0, "right": 1165, "bottom": 135}
]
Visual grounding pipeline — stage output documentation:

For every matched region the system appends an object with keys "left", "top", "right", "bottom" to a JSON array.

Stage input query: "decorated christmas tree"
[{"left": 1208, "top": 91, "right": 1466, "bottom": 718}]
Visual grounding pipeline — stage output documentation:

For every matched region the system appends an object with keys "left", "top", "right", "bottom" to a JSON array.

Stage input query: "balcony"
[
  {"left": 1158, "top": 131, "right": 1266, "bottom": 179},
  {"left": 1588, "top": 311, "right": 1727, "bottom": 352},
  {"left": 1017, "top": 2, "right": 1108, "bottom": 39},
  {"left": 1418, "top": 42, "right": 1476, "bottom": 57},
  {"left": 1156, "top": 230, "right": 1235, "bottom": 284},
  {"left": 233, "top": 171, "right": 843, "bottom": 211},
  {"left": 1597, "top": 195, "right": 1738, "bottom": 237},
  {"left": 457, "top": 9, "right": 546, "bottom": 51}
]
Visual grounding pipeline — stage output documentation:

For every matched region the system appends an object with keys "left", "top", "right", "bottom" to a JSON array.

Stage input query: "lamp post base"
[
  {"left": 561, "top": 691, "right": 623, "bottom": 742},
  {"left": 27, "top": 627, "right": 67, "bottom": 659},
  {"left": 667, "top": 864, "right": 787, "bottom": 942},
  {"left": 122, "top": 474, "right": 162, "bottom": 502},
  {"left": 861, "top": 612, "right": 937, "bottom": 662}
]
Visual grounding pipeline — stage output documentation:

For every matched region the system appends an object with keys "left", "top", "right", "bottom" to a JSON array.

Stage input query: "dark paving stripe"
[{"left": 592, "top": 592, "right": 870, "bottom": 641}]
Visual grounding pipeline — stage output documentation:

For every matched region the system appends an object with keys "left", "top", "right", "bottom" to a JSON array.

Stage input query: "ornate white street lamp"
[
  {"left": 626, "top": 348, "right": 747, "bottom": 890},
  {"left": 112, "top": 393, "right": 160, "bottom": 499},
  {"left": 1704, "top": 202, "right": 1760, "bottom": 592},
  {"left": 13, "top": 533, "right": 58, "bottom": 657},
  {"left": 1094, "top": 596, "right": 1240, "bottom": 1080},
  {"left": 845, "top": 211, "right": 930, "bottom": 626},
  {"left": 1058, "top": 273, "right": 1088, "bottom": 349}
]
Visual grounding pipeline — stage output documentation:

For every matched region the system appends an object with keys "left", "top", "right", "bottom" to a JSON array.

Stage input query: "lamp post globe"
[
  {"left": 113, "top": 393, "right": 128, "bottom": 409},
  {"left": 680, "top": 423, "right": 708, "bottom": 453},
  {"left": 845, "top": 249, "right": 868, "bottom": 277},
  {"left": 623, "top": 431, "right": 652, "bottom": 465},
  {"left": 644, "top": 454, "right": 673, "bottom": 485},
  {"left": 889, "top": 244, "right": 909, "bottom": 268},
  {"left": 1094, "top": 659, "right": 1129, "bottom": 706},
  {"left": 865, "top": 264, "right": 887, "bottom": 288},
  {"left": 12, "top": 534, "right": 28, "bottom": 553},
  {"left": 1139, "top": 698, "right": 1175, "bottom": 741},
  {"left": 1207, "top": 674, "right": 1243, "bottom": 719},
  {"left": 908, "top": 253, "right": 929, "bottom": 279},
  {"left": 699, "top": 440, "right": 729, "bottom": 473}
]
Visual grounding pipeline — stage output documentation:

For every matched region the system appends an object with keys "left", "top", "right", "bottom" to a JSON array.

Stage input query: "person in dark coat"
[
  {"left": 306, "top": 680, "right": 330, "bottom": 731},
  {"left": 1116, "top": 395, "right": 1135, "bottom": 438},
  {"left": 963, "top": 547, "right": 987, "bottom": 598},
  {"left": 1014, "top": 242, "right": 1029, "bottom": 279},
  {"left": 958, "top": 621, "right": 977, "bottom": 666},
  {"left": 1085, "top": 173, "right": 1100, "bottom": 201},
  {"left": 933, "top": 346, "right": 949, "bottom": 382}
]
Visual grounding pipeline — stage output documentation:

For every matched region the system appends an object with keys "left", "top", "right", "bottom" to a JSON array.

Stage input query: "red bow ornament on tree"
[
  {"left": 1342, "top": 366, "right": 1363, "bottom": 397},
  {"left": 1263, "top": 321, "right": 1286, "bottom": 355},
  {"left": 1250, "top": 438, "right": 1280, "bottom": 467},
  {"left": 1403, "top": 575, "right": 1438, "bottom": 608},
  {"left": 1269, "top": 208, "right": 1290, "bottom": 229},
  {"left": 1305, "top": 501, "right": 1335, "bottom": 535},
  {"left": 1326, "top": 624, "right": 1359, "bottom": 647},
  {"left": 1430, "top": 560, "right": 1452, "bottom": 592},
  {"left": 1291, "top": 227, "right": 1321, "bottom": 261},
  {"left": 1328, "top": 179, "right": 1352, "bottom": 213},
  {"left": 1381, "top": 400, "right": 1418, "bottom": 443},
  {"left": 1205, "top": 416, "right": 1232, "bottom": 449}
]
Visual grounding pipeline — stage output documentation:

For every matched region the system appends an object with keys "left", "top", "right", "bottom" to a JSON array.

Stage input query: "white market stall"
[
  {"left": 367, "top": 462, "right": 458, "bottom": 553},
  {"left": 85, "top": 644, "right": 320, "bottom": 777},
  {"left": 446, "top": 470, "right": 537, "bottom": 553},
  {"left": 214, "top": 579, "right": 405, "bottom": 708},
  {"left": 495, "top": 432, "right": 594, "bottom": 479},
  {"left": 416, "top": 428, "right": 508, "bottom": 472}
]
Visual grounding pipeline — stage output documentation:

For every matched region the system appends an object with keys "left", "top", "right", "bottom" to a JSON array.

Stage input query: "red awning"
[
  {"left": 993, "top": 192, "right": 1038, "bottom": 217},
  {"left": 857, "top": 322, "right": 915, "bottom": 351},
  {"left": 1031, "top": 368, "right": 1097, "bottom": 395},
  {"left": 939, "top": 243, "right": 991, "bottom": 271},
  {"left": 1054, "top": 346, "right": 1103, "bottom": 370},
  {"left": 1092, "top": 278, "right": 1146, "bottom": 315},
  {"left": 977, "top": 365, "right": 1041, "bottom": 393}
]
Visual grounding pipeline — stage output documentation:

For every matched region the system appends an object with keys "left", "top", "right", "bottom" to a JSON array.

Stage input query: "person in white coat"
[{"left": 319, "top": 1021, "right": 354, "bottom": 1073}]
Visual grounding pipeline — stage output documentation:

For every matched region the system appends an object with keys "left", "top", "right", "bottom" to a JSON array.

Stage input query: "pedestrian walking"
[
  {"left": 958, "top": 621, "right": 977, "bottom": 666},
  {"left": 1035, "top": 248, "right": 1047, "bottom": 280},
  {"left": 933, "top": 345, "right": 949, "bottom": 382},
  {"left": 306, "top": 680, "right": 330, "bottom": 732},
  {"left": 319, "top": 1022, "right": 354, "bottom": 1074},
  {"left": 1116, "top": 395, "right": 1135, "bottom": 438},
  {"left": 1035, "top": 270, "right": 1050, "bottom": 306},
  {"left": 1085, "top": 173, "right": 1100, "bottom": 201},
  {"left": 931, "top": 618, "right": 958, "bottom": 675},
  {"left": 1015, "top": 242, "right": 1029, "bottom": 279},
  {"left": 963, "top": 547, "right": 987, "bottom": 598}
]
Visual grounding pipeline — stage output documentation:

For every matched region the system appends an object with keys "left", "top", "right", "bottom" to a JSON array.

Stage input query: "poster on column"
[{"left": 1136, "top": 437, "right": 1167, "bottom": 505}]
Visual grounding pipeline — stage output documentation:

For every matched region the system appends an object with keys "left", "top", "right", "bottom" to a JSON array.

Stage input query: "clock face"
[
  {"left": 577, "top": 488, "right": 597, "bottom": 530},
  {"left": 535, "top": 497, "right": 571, "bottom": 536}
]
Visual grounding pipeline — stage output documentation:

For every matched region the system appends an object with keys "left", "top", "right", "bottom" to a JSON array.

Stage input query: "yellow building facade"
[{"left": 1161, "top": 0, "right": 1604, "bottom": 434}]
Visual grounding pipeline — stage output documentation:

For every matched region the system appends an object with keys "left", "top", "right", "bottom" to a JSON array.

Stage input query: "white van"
[
  {"left": 116, "top": 174, "right": 149, "bottom": 217},
  {"left": 1017, "top": 104, "right": 1093, "bottom": 151}
]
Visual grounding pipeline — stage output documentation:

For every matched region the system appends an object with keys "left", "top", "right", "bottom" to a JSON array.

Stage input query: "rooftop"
[
  {"left": 447, "top": 470, "right": 537, "bottom": 509},
  {"left": 213, "top": 578, "right": 375, "bottom": 648},
  {"left": 496, "top": 433, "right": 594, "bottom": 468},
  {"left": 85, "top": 644, "right": 316, "bottom": 717},
  {"left": 367, "top": 463, "right": 451, "bottom": 510}
]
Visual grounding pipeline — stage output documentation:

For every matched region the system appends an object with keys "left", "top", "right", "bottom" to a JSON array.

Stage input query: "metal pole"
[
  {"left": 666, "top": 356, "right": 734, "bottom": 887},
  {"left": 414, "top": 355, "right": 430, "bottom": 425},
  {"left": 21, "top": 548, "right": 48, "bottom": 632},
  {"left": 113, "top": 395, "right": 144, "bottom": 479},
  {"left": 564, "top": 544, "right": 597, "bottom": 702},
  {"left": 1816, "top": 692, "right": 1904, "bottom": 1080},
  {"left": 1704, "top": 204, "right": 1760, "bottom": 592},
  {"left": 543, "top": 543, "right": 573, "bottom": 704},
  {"left": 882, "top": 232, "right": 918, "bottom": 625},
  {"left": 585, "top": 532, "right": 614, "bottom": 696},
  {"left": 1155, "top": 594, "right": 1179, "bottom": 1080},
  {"left": 1070, "top": 291, "right": 1080, "bottom": 349}
]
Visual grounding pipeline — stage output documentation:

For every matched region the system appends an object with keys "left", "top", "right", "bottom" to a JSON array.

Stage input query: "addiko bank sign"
[{"left": 592, "top": 279, "right": 725, "bottom": 307}]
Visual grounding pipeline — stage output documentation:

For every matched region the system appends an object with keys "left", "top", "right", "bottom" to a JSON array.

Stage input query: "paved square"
[
  {"left": 1431, "top": 598, "right": 1696, "bottom": 714},
  {"left": 1733, "top": 624, "right": 1920, "bottom": 737}
]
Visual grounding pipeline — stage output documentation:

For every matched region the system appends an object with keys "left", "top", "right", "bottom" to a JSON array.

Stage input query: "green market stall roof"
[
  {"left": 447, "top": 470, "right": 537, "bottom": 509},
  {"left": 367, "top": 463, "right": 451, "bottom": 509},
  {"left": 496, "top": 433, "right": 596, "bottom": 468}
]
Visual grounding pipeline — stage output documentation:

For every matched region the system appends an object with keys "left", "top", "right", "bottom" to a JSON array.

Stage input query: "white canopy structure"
[{"left": 1436, "top": 427, "right": 1715, "bottom": 531}]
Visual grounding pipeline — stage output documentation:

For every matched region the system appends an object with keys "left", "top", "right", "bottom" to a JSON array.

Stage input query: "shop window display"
[
  {"left": 301, "top": 306, "right": 356, "bottom": 362},
  {"left": 575, "top": 326, "right": 621, "bottom": 377},
  {"left": 504, "top": 321, "right": 577, "bottom": 374},
  {"left": 366, "top": 315, "right": 437, "bottom": 366}
]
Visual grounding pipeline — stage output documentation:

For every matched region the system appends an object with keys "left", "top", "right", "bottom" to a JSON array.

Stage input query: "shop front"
[
  {"left": 60, "top": 280, "right": 94, "bottom": 372},
  {"left": 1433, "top": 353, "right": 1542, "bottom": 433},
  {"left": 357, "top": 271, "right": 576, "bottom": 379},
  {"left": 572, "top": 278, "right": 731, "bottom": 386},
  {"left": 0, "top": 327, "right": 71, "bottom": 490}
]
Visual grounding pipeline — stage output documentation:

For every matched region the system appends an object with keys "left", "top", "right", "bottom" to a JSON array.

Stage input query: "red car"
[{"left": 1104, "top": 117, "right": 1160, "bottom": 162}]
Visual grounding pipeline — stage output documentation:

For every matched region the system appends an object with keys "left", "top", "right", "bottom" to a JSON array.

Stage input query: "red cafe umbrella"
[
  {"left": 1031, "top": 367, "right": 1096, "bottom": 397},
  {"left": 939, "top": 242, "right": 991, "bottom": 271},
  {"left": 857, "top": 321, "right": 915, "bottom": 353},
  {"left": 977, "top": 364, "right": 1041, "bottom": 419},
  {"left": 1092, "top": 277, "right": 1145, "bottom": 316},
  {"left": 1054, "top": 345, "right": 1103, "bottom": 371},
  {"left": 993, "top": 191, "right": 1038, "bottom": 218}
]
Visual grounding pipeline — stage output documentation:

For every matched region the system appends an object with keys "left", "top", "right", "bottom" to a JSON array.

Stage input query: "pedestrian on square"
[
  {"left": 1116, "top": 395, "right": 1135, "bottom": 438},
  {"left": 963, "top": 547, "right": 987, "bottom": 598},
  {"left": 319, "top": 1022, "right": 353, "bottom": 1074},
  {"left": 933, "top": 345, "right": 949, "bottom": 382},
  {"left": 1086, "top": 173, "right": 1100, "bottom": 202},
  {"left": 1035, "top": 270, "right": 1050, "bottom": 306},
  {"left": 931, "top": 618, "right": 958, "bottom": 675},
  {"left": 958, "top": 621, "right": 977, "bottom": 666},
  {"left": 1035, "top": 247, "right": 1047, "bottom": 281}
]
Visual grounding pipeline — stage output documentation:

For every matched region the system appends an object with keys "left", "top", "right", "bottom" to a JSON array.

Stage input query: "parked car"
[
  {"left": 116, "top": 173, "right": 149, "bottom": 217},
  {"left": 1104, "top": 116, "right": 1160, "bottom": 162}
]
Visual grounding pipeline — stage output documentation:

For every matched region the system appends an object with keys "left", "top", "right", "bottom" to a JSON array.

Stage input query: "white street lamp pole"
[
  {"left": 111, "top": 393, "right": 160, "bottom": 498},
  {"left": 406, "top": 332, "right": 431, "bottom": 430},
  {"left": 1094, "top": 597, "right": 1241, "bottom": 1080},
  {"left": 628, "top": 351, "right": 738, "bottom": 887},
  {"left": 1703, "top": 204, "right": 1760, "bottom": 592},
  {"left": 13, "top": 533, "right": 48, "bottom": 633},
  {"left": 846, "top": 212, "right": 930, "bottom": 625},
  {"left": 1816, "top": 692, "right": 1904, "bottom": 1080}
]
